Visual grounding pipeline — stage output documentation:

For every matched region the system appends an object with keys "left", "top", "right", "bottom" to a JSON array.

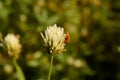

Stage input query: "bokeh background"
[{"left": 0, "top": 0, "right": 120, "bottom": 80}]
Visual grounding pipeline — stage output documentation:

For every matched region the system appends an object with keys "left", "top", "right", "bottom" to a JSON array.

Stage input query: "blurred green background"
[{"left": 0, "top": 0, "right": 120, "bottom": 80}]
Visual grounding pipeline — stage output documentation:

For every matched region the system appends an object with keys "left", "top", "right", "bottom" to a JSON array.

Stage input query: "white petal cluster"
[
  {"left": 41, "top": 24, "right": 66, "bottom": 54},
  {"left": 4, "top": 33, "right": 22, "bottom": 58}
]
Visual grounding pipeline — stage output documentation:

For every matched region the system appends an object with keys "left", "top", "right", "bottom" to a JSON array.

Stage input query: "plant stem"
[
  {"left": 48, "top": 55, "right": 54, "bottom": 80},
  {"left": 13, "top": 58, "right": 25, "bottom": 80}
]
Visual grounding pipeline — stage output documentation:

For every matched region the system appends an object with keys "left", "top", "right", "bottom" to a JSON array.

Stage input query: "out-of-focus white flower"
[
  {"left": 66, "top": 56, "right": 74, "bottom": 65},
  {"left": 40, "top": 24, "right": 66, "bottom": 55},
  {"left": 67, "top": 57, "right": 85, "bottom": 68},
  {"left": 74, "top": 59, "right": 85, "bottom": 68},
  {"left": 4, "top": 33, "right": 22, "bottom": 59},
  {"left": 4, "top": 64, "right": 13, "bottom": 74}
]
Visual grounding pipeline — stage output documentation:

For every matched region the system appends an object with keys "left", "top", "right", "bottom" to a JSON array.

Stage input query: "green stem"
[
  {"left": 48, "top": 56, "right": 54, "bottom": 80},
  {"left": 13, "top": 58, "right": 25, "bottom": 80}
]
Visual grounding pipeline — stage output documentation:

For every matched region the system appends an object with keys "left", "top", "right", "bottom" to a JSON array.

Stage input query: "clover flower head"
[
  {"left": 4, "top": 33, "right": 22, "bottom": 59},
  {"left": 41, "top": 24, "right": 66, "bottom": 55}
]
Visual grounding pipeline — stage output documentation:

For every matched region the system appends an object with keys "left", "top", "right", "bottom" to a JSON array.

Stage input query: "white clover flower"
[
  {"left": 40, "top": 24, "right": 66, "bottom": 55},
  {"left": 4, "top": 33, "right": 22, "bottom": 59}
]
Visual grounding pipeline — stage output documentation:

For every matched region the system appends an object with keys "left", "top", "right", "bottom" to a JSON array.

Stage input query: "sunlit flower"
[
  {"left": 4, "top": 33, "right": 22, "bottom": 59},
  {"left": 40, "top": 24, "right": 66, "bottom": 55}
]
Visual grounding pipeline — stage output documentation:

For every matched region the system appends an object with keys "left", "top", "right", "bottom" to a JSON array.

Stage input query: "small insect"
[{"left": 65, "top": 32, "right": 70, "bottom": 44}]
